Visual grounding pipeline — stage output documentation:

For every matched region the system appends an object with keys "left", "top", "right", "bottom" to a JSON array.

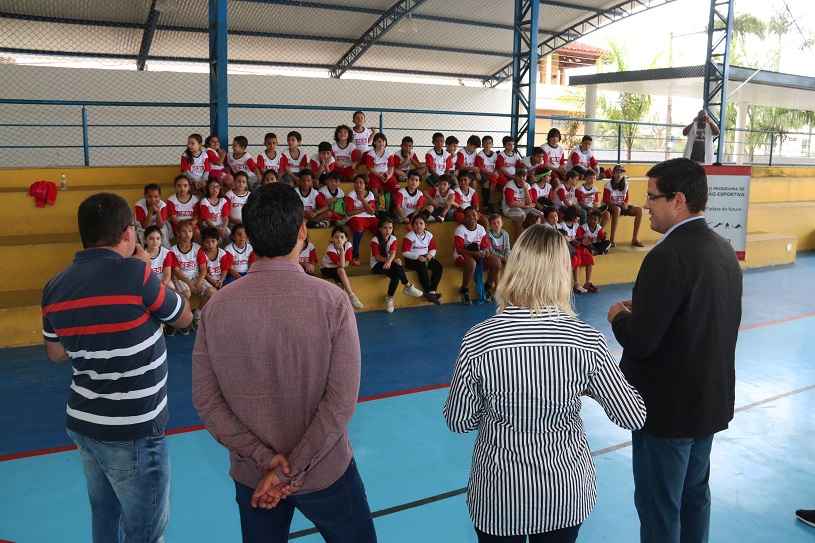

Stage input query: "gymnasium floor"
[{"left": 2, "top": 255, "right": 815, "bottom": 542}]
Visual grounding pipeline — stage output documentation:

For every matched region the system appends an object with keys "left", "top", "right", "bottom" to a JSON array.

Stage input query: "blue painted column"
[
  {"left": 525, "top": 0, "right": 540, "bottom": 150},
  {"left": 209, "top": 0, "right": 228, "bottom": 144}
]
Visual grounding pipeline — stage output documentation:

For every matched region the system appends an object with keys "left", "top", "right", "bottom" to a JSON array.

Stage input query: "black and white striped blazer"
[{"left": 444, "top": 306, "right": 646, "bottom": 536}]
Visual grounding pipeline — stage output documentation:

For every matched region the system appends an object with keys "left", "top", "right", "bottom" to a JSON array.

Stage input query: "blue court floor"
[{"left": 2, "top": 254, "right": 815, "bottom": 542}]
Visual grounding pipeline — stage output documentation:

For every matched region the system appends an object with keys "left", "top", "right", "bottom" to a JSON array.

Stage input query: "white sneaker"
[
  {"left": 385, "top": 296, "right": 395, "bottom": 313},
  {"left": 349, "top": 292, "right": 364, "bottom": 309},
  {"left": 403, "top": 283, "right": 423, "bottom": 298},
  {"left": 574, "top": 285, "right": 588, "bottom": 294}
]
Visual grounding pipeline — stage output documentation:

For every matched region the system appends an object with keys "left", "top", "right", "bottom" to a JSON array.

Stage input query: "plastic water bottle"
[{"left": 59, "top": 173, "right": 67, "bottom": 191}]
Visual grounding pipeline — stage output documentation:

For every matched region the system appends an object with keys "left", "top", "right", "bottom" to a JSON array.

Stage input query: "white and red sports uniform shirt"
[
  {"left": 524, "top": 157, "right": 550, "bottom": 177},
  {"left": 198, "top": 197, "right": 231, "bottom": 228},
  {"left": 543, "top": 144, "right": 566, "bottom": 169},
  {"left": 529, "top": 182, "right": 552, "bottom": 203},
  {"left": 369, "top": 234, "right": 398, "bottom": 269},
  {"left": 197, "top": 247, "right": 233, "bottom": 283},
  {"left": 280, "top": 148, "right": 309, "bottom": 175},
  {"left": 318, "top": 185, "right": 345, "bottom": 203},
  {"left": 558, "top": 221, "right": 580, "bottom": 242},
  {"left": 569, "top": 145, "right": 598, "bottom": 171},
  {"left": 401, "top": 230, "right": 437, "bottom": 260},
  {"left": 496, "top": 150, "right": 523, "bottom": 177},
  {"left": 395, "top": 187, "right": 427, "bottom": 216},
  {"left": 331, "top": 142, "right": 355, "bottom": 169},
  {"left": 344, "top": 190, "right": 376, "bottom": 218},
  {"left": 364, "top": 149, "right": 397, "bottom": 176},
  {"left": 150, "top": 246, "right": 173, "bottom": 276},
  {"left": 456, "top": 148, "right": 478, "bottom": 170},
  {"left": 426, "top": 186, "right": 454, "bottom": 208},
  {"left": 395, "top": 150, "right": 419, "bottom": 176},
  {"left": 256, "top": 149, "right": 282, "bottom": 174},
  {"left": 298, "top": 187, "right": 320, "bottom": 213},
  {"left": 453, "top": 223, "right": 490, "bottom": 261},
  {"left": 181, "top": 150, "right": 209, "bottom": 182},
  {"left": 167, "top": 194, "right": 199, "bottom": 224},
  {"left": 134, "top": 198, "right": 169, "bottom": 228},
  {"left": 299, "top": 241, "right": 318, "bottom": 267},
  {"left": 577, "top": 223, "right": 606, "bottom": 243},
  {"left": 352, "top": 127, "right": 373, "bottom": 153},
  {"left": 225, "top": 241, "right": 255, "bottom": 274},
  {"left": 310, "top": 156, "right": 336, "bottom": 177},
  {"left": 227, "top": 152, "right": 257, "bottom": 178},
  {"left": 322, "top": 241, "right": 353, "bottom": 269},
  {"left": 454, "top": 186, "right": 480, "bottom": 210},
  {"left": 425, "top": 149, "right": 453, "bottom": 176},
  {"left": 603, "top": 182, "right": 630, "bottom": 206},
  {"left": 171, "top": 242, "right": 201, "bottom": 281},
  {"left": 575, "top": 185, "right": 600, "bottom": 207},
  {"left": 552, "top": 185, "right": 577, "bottom": 208},
  {"left": 225, "top": 190, "right": 250, "bottom": 223},
  {"left": 503, "top": 180, "right": 531, "bottom": 212},
  {"left": 475, "top": 150, "right": 498, "bottom": 174},
  {"left": 206, "top": 149, "right": 225, "bottom": 177}
]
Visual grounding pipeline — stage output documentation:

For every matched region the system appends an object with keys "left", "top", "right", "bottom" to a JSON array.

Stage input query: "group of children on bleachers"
[{"left": 137, "top": 113, "right": 647, "bottom": 324}]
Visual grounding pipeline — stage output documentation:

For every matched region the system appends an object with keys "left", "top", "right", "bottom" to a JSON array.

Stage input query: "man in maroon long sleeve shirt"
[{"left": 192, "top": 183, "right": 377, "bottom": 542}]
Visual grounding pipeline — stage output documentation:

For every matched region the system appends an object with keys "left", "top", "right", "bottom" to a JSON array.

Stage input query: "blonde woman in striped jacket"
[{"left": 444, "top": 225, "right": 646, "bottom": 543}]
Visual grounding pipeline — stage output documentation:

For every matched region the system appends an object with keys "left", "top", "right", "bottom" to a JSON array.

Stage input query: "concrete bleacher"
[{"left": 0, "top": 163, "right": 811, "bottom": 347}]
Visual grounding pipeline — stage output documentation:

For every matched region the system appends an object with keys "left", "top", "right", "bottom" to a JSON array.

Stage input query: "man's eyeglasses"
[{"left": 646, "top": 192, "right": 676, "bottom": 202}]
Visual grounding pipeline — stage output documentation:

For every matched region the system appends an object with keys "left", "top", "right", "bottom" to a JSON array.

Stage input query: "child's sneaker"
[
  {"left": 403, "top": 283, "right": 423, "bottom": 298},
  {"left": 349, "top": 292, "right": 364, "bottom": 309},
  {"left": 384, "top": 296, "right": 395, "bottom": 313},
  {"left": 584, "top": 282, "right": 598, "bottom": 293},
  {"left": 460, "top": 287, "right": 472, "bottom": 305},
  {"left": 573, "top": 285, "right": 587, "bottom": 295}
]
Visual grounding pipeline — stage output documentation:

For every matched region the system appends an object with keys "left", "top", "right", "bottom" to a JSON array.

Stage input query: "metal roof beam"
[
  {"left": 136, "top": 0, "right": 160, "bottom": 71},
  {"left": 540, "top": 0, "right": 602, "bottom": 12},
  {"left": 484, "top": 0, "right": 678, "bottom": 87}
]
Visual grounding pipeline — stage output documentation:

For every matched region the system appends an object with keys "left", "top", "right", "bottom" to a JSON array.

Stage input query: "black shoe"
[
  {"left": 424, "top": 292, "right": 441, "bottom": 305},
  {"left": 164, "top": 326, "right": 176, "bottom": 337},
  {"left": 796, "top": 509, "right": 815, "bottom": 528},
  {"left": 460, "top": 287, "right": 472, "bottom": 305}
]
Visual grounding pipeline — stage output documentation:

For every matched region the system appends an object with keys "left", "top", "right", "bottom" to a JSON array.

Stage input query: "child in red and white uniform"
[
  {"left": 552, "top": 170, "right": 580, "bottom": 218},
  {"left": 426, "top": 174, "right": 458, "bottom": 222},
  {"left": 317, "top": 172, "right": 345, "bottom": 224},
  {"left": 310, "top": 141, "right": 337, "bottom": 184},
  {"left": 575, "top": 211, "right": 610, "bottom": 293},
  {"left": 170, "top": 220, "right": 209, "bottom": 327},
  {"left": 603, "top": 164, "right": 644, "bottom": 248},
  {"left": 298, "top": 170, "right": 331, "bottom": 228},
  {"left": 299, "top": 238, "right": 318, "bottom": 275},
  {"left": 394, "top": 170, "right": 432, "bottom": 224},
  {"left": 256, "top": 132, "right": 283, "bottom": 182},
  {"left": 401, "top": 215, "right": 443, "bottom": 304},
  {"left": 343, "top": 174, "right": 379, "bottom": 265},
  {"left": 394, "top": 136, "right": 425, "bottom": 182},
  {"left": 557, "top": 207, "right": 592, "bottom": 295},
  {"left": 453, "top": 171, "right": 482, "bottom": 223},
  {"left": 280, "top": 130, "right": 309, "bottom": 185},
  {"left": 475, "top": 135, "right": 499, "bottom": 207},
  {"left": 543, "top": 128, "right": 568, "bottom": 181},
  {"left": 332, "top": 124, "right": 356, "bottom": 182},
  {"left": 495, "top": 136, "right": 523, "bottom": 189},
  {"left": 454, "top": 207, "right": 501, "bottom": 304},
  {"left": 569, "top": 135, "right": 598, "bottom": 173},
  {"left": 181, "top": 133, "right": 210, "bottom": 194},
  {"left": 364, "top": 133, "right": 400, "bottom": 197},
  {"left": 225, "top": 171, "right": 251, "bottom": 228},
  {"left": 226, "top": 135, "right": 257, "bottom": 189},
  {"left": 224, "top": 224, "right": 255, "bottom": 284},
  {"left": 445, "top": 135, "right": 461, "bottom": 185},
  {"left": 456, "top": 135, "right": 482, "bottom": 184},
  {"left": 370, "top": 217, "right": 423, "bottom": 313},
  {"left": 145, "top": 225, "right": 174, "bottom": 287},
  {"left": 575, "top": 170, "right": 610, "bottom": 227},
  {"left": 167, "top": 174, "right": 199, "bottom": 239},
  {"left": 261, "top": 169, "right": 278, "bottom": 186},
  {"left": 503, "top": 167, "right": 543, "bottom": 227},
  {"left": 529, "top": 169, "right": 553, "bottom": 211},
  {"left": 205, "top": 134, "right": 231, "bottom": 188},
  {"left": 524, "top": 146, "right": 550, "bottom": 179},
  {"left": 198, "top": 227, "right": 233, "bottom": 292},
  {"left": 425, "top": 132, "right": 453, "bottom": 186},
  {"left": 135, "top": 183, "right": 171, "bottom": 247},
  {"left": 321, "top": 226, "right": 364, "bottom": 309},
  {"left": 351, "top": 110, "right": 376, "bottom": 161},
  {"left": 198, "top": 177, "right": 231, "bottom": 242}
]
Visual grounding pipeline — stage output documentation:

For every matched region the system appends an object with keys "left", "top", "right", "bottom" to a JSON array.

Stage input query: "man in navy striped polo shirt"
[{"left": 42, "top": 192, "right": 192, "bottom": 543}]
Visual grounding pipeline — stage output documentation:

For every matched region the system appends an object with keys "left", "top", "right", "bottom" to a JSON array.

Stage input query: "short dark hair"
[
  {"left": 646, "top": 158, "right": 708, "bottom": 213},
  {"left": 437, "top": 174, "right": 451, "bottom": 185},
  {"left": 233, "top": 171, "right": 249, "bottom": 182},
  {"left": 144, "top": 183, "right": 161, "bottom": 195},
  {"left": 299, "top": 169, "right": 313, "bottom": 179},
  {"left": 407, "top": 169, "right": 422, "bottom": 179},
  {"left": 482, "top": 135, "right": 493, "bottom": 144},
  {"left": 144, "top": 225, "right": 162, "bottom": 239},
  {"left": 233, "top": 135, "right": 248, "bottom": 149},
  {"left": 318, "top": 141, "right": 332, "bottom": 153},
  {"left": 264, "top": 132, "right": 277, "bottom": 144},
  {"left": 466, "top": 135, "right": 481, "bottom": 147},
  {"left": 547, "top": 128, "right": 561, "bottom": 141},
  {"left": 401, "top": 136, "right": 414, "bottom": 145},
  {"left": 502, "top": 135, "right": 514, "bottom": 144},
  {"left": 200, "top": 227, "right": 219, "bottom": 243},
  {"left": 77, "top": 193, "right": 133, "bottom": 249},
  {"left": 231, "top": 223, "right": 247, "bottom": 237},
  {"left": 488, "top": 213, "right": 501, "bottom": 222},
  {"left": 445, "top": 135, "right": 459, "bottom": 145},
  {"left": 563, "top": 206, "right": 579, "bottom": 221},
  {"left": 432, "top": 132, "right": 444, "bottom": 142},
  {"left": 581, "top": 135, "right": 593, "bottom": 143},
  {"left": 243, "top": 183, "right": 304, "bottom": 258},
  {"left": 531, "top": 146, "right": 544, "bottom": 156},
  {"left": 287, "top": 131, "right": 302, "bottom": 142}
]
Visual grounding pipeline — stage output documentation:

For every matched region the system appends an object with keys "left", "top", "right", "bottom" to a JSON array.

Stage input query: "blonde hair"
[{"left": 496, "top": 224, "right": 575, "bottom": 316}]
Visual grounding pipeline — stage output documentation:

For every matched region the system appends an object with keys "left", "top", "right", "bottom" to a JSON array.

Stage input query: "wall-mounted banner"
[{"left": 704, "top": 165, "right": 751, "bottom": 261}]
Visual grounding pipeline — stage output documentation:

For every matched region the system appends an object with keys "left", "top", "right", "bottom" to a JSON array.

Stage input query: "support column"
[
  {"left": 209, "top": 0, "right": 228, "bottom": 144},
  {"left": 544, "top": 54, "right": 553, "bottom": 85},
  {"left": 509, "top": 0, "right": 540, "bottom": 153},
  {"left": 585, "top": 84, "right": 597, "bottom": 137},
  {"left": 734, "top": 102, "right": 747, "bottom": 164},
  {"left": 702, "top": 0, "right": 735, "bottom": 163}
]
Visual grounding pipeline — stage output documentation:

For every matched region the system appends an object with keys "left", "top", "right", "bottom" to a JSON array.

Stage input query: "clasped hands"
[
  {"left": 250, "top": 454, "right": 302, "bottom": 510},
  {"left": 607, "top": 300, "right": 632, "bottom": 323}
]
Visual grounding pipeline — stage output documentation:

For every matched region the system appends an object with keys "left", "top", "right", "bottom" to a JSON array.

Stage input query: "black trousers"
[
  {"left": 475, "top": 524, "right": 581, "bottom": 543},
  {"left": 405, "top": 258, "right": 443, "bottom": 293},
  {"left": 371, "top": 261, "right": 409, "bottom": 296}
]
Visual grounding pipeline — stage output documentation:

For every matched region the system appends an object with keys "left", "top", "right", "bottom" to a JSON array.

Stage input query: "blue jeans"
[
  {"left": 235, "top": 458, "right": 376, "bottom": 543},
  {"left": 67, "top": 428, "right": 170, "bottom": 543},
  {"left": 632, "top": 430, "right": 714, "bottom": 543}
]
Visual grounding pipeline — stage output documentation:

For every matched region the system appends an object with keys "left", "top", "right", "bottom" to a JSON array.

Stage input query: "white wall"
[{"left": 0, "top": 64, "right": 512, "bottom": 168}]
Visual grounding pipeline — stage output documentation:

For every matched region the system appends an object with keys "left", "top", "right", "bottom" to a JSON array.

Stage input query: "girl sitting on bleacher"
[
  {"left": 181, "top": 133, "right": 209, "bottom": 194},
  {"left": 167, "top": 174, "right": 200, "bottom": 240},
  {"left": 198, "top": 178, "right": 231, "bottom": 243},
  {"left": 402, "top": 215, "right": 443, "bottom": 305},
  {"left": 321, "top": 226, "right": 364, "bottom": 310},
  {"left": 370, "top": 217, "right": 423, "bottom": 313},
  {"left": 343, "top": 174, "right": 379, "bottom": 266}
]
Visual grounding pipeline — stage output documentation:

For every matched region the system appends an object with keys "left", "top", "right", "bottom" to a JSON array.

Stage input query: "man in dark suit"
[{"left": 608, "top": 158, "right": 742, "bottom": 543}]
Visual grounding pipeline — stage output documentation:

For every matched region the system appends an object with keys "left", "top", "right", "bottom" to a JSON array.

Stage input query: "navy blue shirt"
[{"left": 42, "top": 248, "right": 184, "bottom": 441}]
